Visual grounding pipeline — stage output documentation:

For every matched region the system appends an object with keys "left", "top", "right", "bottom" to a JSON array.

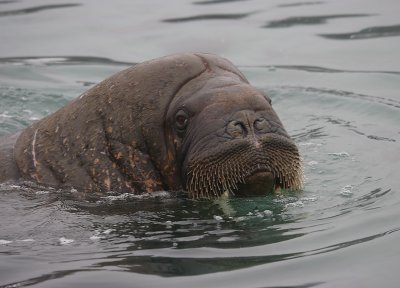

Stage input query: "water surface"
[{"left": 0, "top": 0, "right": 400, "bottom": 287}]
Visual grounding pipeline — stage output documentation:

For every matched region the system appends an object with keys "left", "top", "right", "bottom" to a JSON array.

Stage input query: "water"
[{"left": 1, "top": 0, "right": 400, "bottom": 287}]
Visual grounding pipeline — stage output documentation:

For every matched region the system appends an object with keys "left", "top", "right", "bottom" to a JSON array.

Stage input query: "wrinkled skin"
[
  {"left": 167, "top": 65, "right": 302, "bottom": 198},
  {"left": 0, "top": 53, "right": 302, "bottom": 198}
]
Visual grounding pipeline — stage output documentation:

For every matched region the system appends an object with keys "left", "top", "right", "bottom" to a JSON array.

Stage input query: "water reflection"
[
  {"left": 263, "top": 14, "right": 372, "bottom": 28},
  {"left": 320, "top": 24, "right": 400, "bottom": 40},
  {"left": 280, "top": 86, "right": 400, "bottom": 109},
  {"left": 277, "top": 1, "right": 324, "bottom": 8},
  {"left": 1, "top": 75, "right": 399, "bottom": 285},
  {"left": 93, "top": 253, "right": 304, "bottom": 277},
  {"left": 193, "top": 0, "right": 248, "bottom": 5},
  {"left": 163, "top": 12, "right": 252, "bottom": 23},
  {"left": 246, "top": 64, "right": 400, "bottom": 75},
  {"left": 0, "top": 3, "right": 81, "bottom": 17},
  {"left": 62, "top": 191, "right": 306, "bottom": 244},
  {"left": 54, "top": 193, "right": 308, "bottom": 277},
  {"left": 0, "top": 56, "right": 132, "bottom": 66},
  {"left": 0, "top": 270, "right": 81, "bottom": 288},
  {"left": 0, "top": 0, "right": 17, "bottom": 5}
]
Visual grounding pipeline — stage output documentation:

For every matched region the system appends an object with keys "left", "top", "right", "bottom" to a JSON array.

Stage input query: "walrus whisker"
[{"left": 186, "top": 135, "right": 302, "bottom": 198}]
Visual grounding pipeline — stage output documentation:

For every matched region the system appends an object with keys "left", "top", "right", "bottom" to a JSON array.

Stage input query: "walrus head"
[{"left": 165, "top": 55, "right": 303, "bottom": 199}]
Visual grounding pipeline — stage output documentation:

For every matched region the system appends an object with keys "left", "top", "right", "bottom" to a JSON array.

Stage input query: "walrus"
[{"left": 0, "top": 53, "right": 302, "bottom": 199}]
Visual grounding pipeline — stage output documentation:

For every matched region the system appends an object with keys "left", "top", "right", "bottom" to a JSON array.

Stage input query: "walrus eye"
[{"left": 175, "top": 110, "right": 189, "bottom": 131}]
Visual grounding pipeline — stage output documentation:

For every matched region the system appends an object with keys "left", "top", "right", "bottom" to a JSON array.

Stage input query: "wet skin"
[{"left": 0, "top": 53, "right": 302, "bottom": 198}]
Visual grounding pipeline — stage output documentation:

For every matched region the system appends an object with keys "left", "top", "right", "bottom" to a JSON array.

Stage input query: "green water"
[{"left": 1, "top": 0, "right": 400, "bottom": 287}]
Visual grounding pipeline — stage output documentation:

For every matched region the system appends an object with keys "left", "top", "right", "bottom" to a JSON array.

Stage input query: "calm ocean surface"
[{"left": 0, "top": 0, "right": 400, "bottom": 287}]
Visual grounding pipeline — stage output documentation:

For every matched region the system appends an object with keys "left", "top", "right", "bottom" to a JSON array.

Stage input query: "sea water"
[{"left": 0, "top": 0, "right": 399, "bottom": 287}]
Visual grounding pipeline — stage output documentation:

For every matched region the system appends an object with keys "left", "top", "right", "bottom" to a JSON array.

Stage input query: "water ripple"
[
  {"left": 2, "top": 57, "right": 400, "bottom": 77},
  {"left": 263, "top": 14, "right": 373, "bottom": 28},
  {"left": 0, "top": 56, "right": 132, "bottom": 66},
  {"left": 0, "top": 3, "right": 81, "bottom": 17},
  {"left": 308, "top": 226, "right": 400, "bottom": 255},
  {"left": 242, "top": 64, "right": 400, "bottom": 75},
  {"left": 316, "top": 116, "right": 396, "bottom": 142},
  {"left": 0, "top": 0, "right": 17, "bottom": 4},
  {"left": 193, "top": 0, "right": 248, "bottom": 5},
  {"left": 162, "top": 12, "right": 252, "bottom": 23},
  {"left": 277, "top": 1, "right": 325, "bottom": 8},
  {"left": 320, "top": 24, "right": 400, "bottom": 40},
  {"left": 286, "top": 86, "right": 400, "bottom": 109},
  {"left": 0, "top": 270, "right": 87, "bottom": 288}
]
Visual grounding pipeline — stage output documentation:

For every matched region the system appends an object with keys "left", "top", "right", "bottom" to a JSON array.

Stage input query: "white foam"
[
  {"left": 285, "top": 201, "right": 305, "bottom": 208},
  {"left": 217, "top": 236, "right": 239, "bottom": 242},
  {"left": 102, "top": 193, "right": 131, "bottom": 201},
  {"left": 213, "top": 215, "right": 223, "bottom": 221},
  {"left": 328, "top": 152, "right": 350, "bottom": 157},
  {"left": 35, "top": 190, "right": 49, "bottom": 195},
  {"left": 301, "top": 197, "right": 318, "bottom": 202},
  {"left": 308, "top": 161, "right": 318, "bottom": 166},
  {"left": 340, "top": 185, "right": 354, "bottom": 197},
  {"left": 59, "top": 237, "right": 75, "bottom": 245},
  {"left": 0, "top": 111, "right": 12, "bottom": 118},
  {"left": 262, "top": 210, "right": 273, "bottom": 216},
  {"left": 8, "top": 185, "right": 21, "bottom": 189},
  {"left": 0, "top": 239, "right": 12, "bottom": 245},
  {"left": 90, "top": 235, "right": 103, "bottom": 241},
  {"left": 299, "top": 142, "right": 322, "bottom": 147},
  {"left": 101, "top": 191, "right": 173, "bottom": 202},
  {"left": 17, "top": 238, "right": 35, "bottom": 242},
  {"left": 24, "top": 58, "right": 67, "bottom": 65}
]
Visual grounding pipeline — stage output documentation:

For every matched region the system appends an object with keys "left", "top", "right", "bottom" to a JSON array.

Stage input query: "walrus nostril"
[
  {"left": 226, "top": 120, "right": 247, "bottom": 138},
  {"left": 254, "top": 118, "right": 271, "bottom": 132}
]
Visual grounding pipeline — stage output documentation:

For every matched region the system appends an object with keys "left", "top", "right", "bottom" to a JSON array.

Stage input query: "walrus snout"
[
  {"left": 226, "top": 117, "right": 271, "bottom": 139},
  {"left": 226, "top": 110, "right": 289, "bottom": 141},
  {"left": 185, "top": 134, "right": 303, "bottom": 199}
]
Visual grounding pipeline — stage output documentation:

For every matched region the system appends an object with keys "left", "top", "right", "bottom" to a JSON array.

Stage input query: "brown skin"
[
  {"left": 0, "top": 53, "right": 302, "bottom": 198},
  {"left": 170, "top": 69, "right": 302, "bottom": 198}
]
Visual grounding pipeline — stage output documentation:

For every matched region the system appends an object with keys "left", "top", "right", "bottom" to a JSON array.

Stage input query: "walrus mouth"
[
  {"left": 185, "top": 135, "right": 303, "bottom": 199},
  {"left": 236, "top": 168, "right": 275, "bottom": 196}
]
